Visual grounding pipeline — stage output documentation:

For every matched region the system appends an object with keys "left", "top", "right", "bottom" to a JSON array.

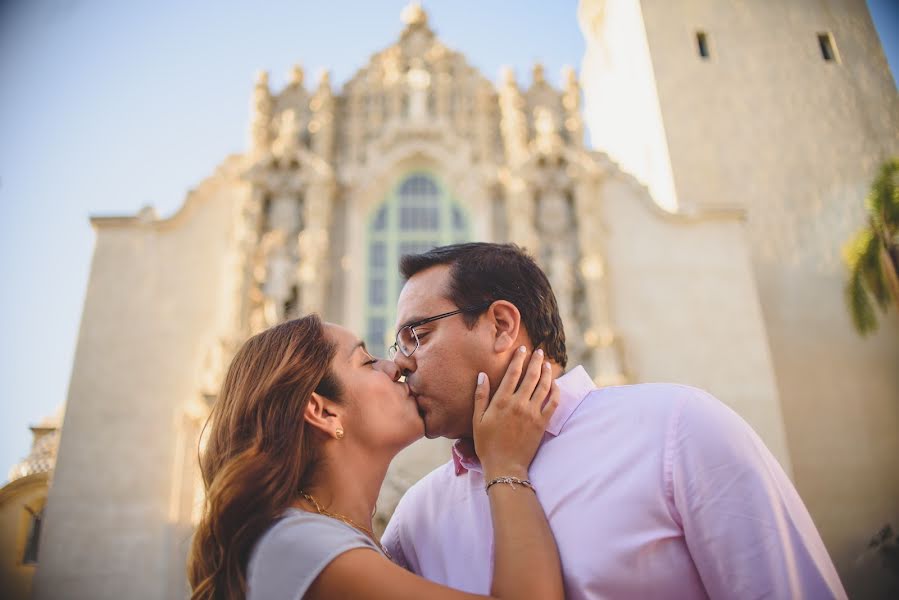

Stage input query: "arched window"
[{"left": 365, "top": 173, "right": 469, "bottom": 353}]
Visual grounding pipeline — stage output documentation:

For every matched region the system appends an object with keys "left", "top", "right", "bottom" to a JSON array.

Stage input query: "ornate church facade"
[{"left": 2, "top": 2, "right": 895, "bottom": 599}]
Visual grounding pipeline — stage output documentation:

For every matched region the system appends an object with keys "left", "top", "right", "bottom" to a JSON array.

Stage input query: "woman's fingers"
[
  {"left": 541, "top": 382, "right": 561, "bottom": 419},
  {"left": 473, "top": 372, "right": 490, "bottom": 422},
  {"left": 494, "top": 345, "right": 527, "bottom": 406},
  {"left": 516, "top": 348, "right": 545, "bottom": 399},
  {"left": 529, "top": 359, "right": 554, "bottom": 406}
]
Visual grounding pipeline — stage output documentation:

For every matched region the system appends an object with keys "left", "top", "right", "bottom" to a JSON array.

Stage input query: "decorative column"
[
  {"left": 406, "top": 59, "right": 431, "bottom": 122},
  {"left": 346, "top": 91, "right": 365, "bottom": 164},
  {"left": 502, "top": 173, "right": 540, "bottom": 256},
  {"left": 498, "top": 67, "right": 529, "bottom": 168},
  {"left": 474, "top": 82, "right": 494, "bottom": 164},
  {"left": 562, "top": 66, "right": 584, "bottom": 149},
  {"left": 537, "top": 182, "right": 583, "bottom": 361},
  {"left": 310, "top": 70, "right": 335, "bottom": 162},
  {"left": 297, "top": 174, "right": 336, "bottom": 315},
  {"left": 434, "top": 56, "right": 452, "bottom": 119},
  {"left": 252, "top": 168, "right": 304, "bottom": 330},
  {"left": 249, "top": 71, "right": 273, "bottom": 157}
]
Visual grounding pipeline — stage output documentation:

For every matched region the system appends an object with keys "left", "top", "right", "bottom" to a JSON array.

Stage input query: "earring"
[{"left": 335, "top": 428, "right": 344, "bottom": 440}]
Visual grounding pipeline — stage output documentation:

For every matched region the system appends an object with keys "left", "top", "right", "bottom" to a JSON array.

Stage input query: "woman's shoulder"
[{"left": 246, "top": 509, "right": 380, "bottom": 600}]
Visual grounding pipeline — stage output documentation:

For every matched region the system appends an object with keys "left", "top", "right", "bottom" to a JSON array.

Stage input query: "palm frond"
[
  {"left": 859, "top": 227, "right": 891, "bottom": 310},
  {"left": 846, "top": 269, "right": 879, "bottom": 336},
  {"left": 866, "top": 157, "right": 899, "bottom": 233}
]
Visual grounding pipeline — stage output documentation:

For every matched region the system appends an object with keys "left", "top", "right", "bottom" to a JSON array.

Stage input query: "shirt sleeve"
[
  {"left": 381, "top": 497, "right": 413, "bottom": 572},
  {"left": 666, "top": 388, "right": 847, "bottom": 600}
]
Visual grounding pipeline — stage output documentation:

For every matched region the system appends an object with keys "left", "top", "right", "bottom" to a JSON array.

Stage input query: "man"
[{"left": 382, "top": 242, "right": 846, "bottom": 599}]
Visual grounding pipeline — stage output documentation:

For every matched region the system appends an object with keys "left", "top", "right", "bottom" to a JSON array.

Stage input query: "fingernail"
[
  {"left": 478, "top": 372, "right": 486, "bottom": 384},
  {"left": 519, "top": 345, "right": 526, "bottom": 353},
  {"left": 536, "top": 348, "right": 544, "bottom": 357},
  {"left": 544, "top": 362, "right": 551, "bottom": 370}
]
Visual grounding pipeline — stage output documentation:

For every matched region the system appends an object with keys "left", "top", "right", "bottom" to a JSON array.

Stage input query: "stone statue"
[
  {"left": 311, "top": 71, "right": 335, "bottom": 160},
  {"left": 499, "top": 68, "right": 529, "bottom": 166},
  {"left": 250, "top": 71, "right": 273, "bottom": 155},
  {"left": 534, "top": 106, "right": 563, "bottom": 156},
  {"left": 406, "top": 61, "right": 431, "bottom": 121},
  {"left": 538, "top": 185, "right": 583, "bottom": 360},
  {"left": 260, "top": 229, "right": 294, "bottom": 326},
  {"left": 272, "top": 108, "right": 302, "bottom": 160},
  {"left": 269, "top": 192, "right": 302, "bottom": 236},
  {"left": 297, "top": 180, "right": 335, "bottom": 314}
]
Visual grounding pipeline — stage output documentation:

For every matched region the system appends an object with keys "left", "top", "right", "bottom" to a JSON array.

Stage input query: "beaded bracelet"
[{"left": 485, "top": 476, "right": 536, "bottom": 494}]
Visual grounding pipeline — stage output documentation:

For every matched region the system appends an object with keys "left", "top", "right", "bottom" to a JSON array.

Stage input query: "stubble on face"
[{"left": 395, "top": 265, "right": 487, "bottom": 440}]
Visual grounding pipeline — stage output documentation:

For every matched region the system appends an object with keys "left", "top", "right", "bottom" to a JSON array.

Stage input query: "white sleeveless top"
[{"left": 246, "top": 508, "right": 382, "bottom": 600}]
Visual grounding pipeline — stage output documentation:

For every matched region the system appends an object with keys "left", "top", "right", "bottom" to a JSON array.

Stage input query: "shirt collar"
[{"left": 451, "top": 365, "right": 596, "bottom": 475}]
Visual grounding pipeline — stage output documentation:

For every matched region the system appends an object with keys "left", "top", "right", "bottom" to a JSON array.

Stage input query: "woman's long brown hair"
[{"left": 187, "top": 315, "right": 341, "bottom": 600}]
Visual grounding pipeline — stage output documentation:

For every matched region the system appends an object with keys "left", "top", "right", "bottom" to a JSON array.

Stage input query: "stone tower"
[{"left": 578, "top": 0, "right": 899, "bottom": 594}]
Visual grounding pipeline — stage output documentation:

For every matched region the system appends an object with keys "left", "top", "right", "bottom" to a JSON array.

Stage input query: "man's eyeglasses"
[{"left": 388, "top": 302, "right": 493, "bottom": 359}]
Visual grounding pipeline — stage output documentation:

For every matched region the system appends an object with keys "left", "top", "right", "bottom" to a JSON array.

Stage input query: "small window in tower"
[
  {"left": 696, "top": 32, "right": 710, "bottom": 59},
  {"left": 22, "top": 507, "right": 42, "bottom": 564},
  {"left": 818, "top": 32, "right": 839, "bottom": 62}
]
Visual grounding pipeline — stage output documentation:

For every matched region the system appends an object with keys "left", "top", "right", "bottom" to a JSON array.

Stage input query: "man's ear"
[
  {"left": 488, "top": 300, "right": 522, "bottom": 353},
  {"left": 304, "top": 392, "right": 344, "bottom": 440}
]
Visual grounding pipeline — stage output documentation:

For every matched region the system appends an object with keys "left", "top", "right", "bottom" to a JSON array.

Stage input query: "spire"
[
  {"left": 289, "top": 63, "right": 304, "bottom": 87},
  {"left": 249, "top": 70, "right": 273, "bottom": 155},
  {"left": 532, "top": 62, "right": 546, "bottom": 86}
]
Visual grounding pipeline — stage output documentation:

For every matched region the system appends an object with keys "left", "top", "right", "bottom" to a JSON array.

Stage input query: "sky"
[{"left": 0, "top": 0, "right": 897, "bottom": 480}]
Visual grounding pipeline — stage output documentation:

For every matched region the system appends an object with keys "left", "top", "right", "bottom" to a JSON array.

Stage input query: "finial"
[
  {"left": 562, "top": 65, "right": 577, "bottom": 88},
  {"left": 401, "top": 1, "right": 428, "bottom": 27},
  {"left": 255, "top": 70, "right": 270, "bottom": 88},
  {"left": 532, "top": 62, "right": 545, "bottom": 85},
  {"left": 317, "top": 69, "right": 331, "bottom": 89},
  {"left": 500, "top": 66, "right": 516, "bottom": 87},
  {"left": 290, "top": 64, "right": 304, "bottom": 86}
]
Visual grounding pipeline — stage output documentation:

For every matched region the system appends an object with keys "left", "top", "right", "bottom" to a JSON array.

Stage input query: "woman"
[{"left": 188, "top": 314, "right": 563, "bottom": 599}]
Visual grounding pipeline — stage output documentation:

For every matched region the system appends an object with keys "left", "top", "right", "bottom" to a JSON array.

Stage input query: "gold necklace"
[{"left": 299, "top": 491, "right": 391, "bottom": 559}]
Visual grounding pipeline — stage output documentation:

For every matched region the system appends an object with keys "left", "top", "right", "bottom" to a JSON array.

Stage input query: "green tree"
[{"left": 843, "top": 157, "right": 899, "bottom": 336}]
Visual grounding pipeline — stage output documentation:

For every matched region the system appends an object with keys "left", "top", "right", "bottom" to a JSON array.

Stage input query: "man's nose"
[{"left": 392, "top": 352, "right": 416, "bottom": 377}]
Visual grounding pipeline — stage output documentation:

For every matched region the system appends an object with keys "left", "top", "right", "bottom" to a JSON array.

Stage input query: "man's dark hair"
[{"left": 400, "top": 242, "right": 567, "bottom": 368}]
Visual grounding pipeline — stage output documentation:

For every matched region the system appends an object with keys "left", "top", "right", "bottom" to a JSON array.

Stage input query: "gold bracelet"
[{"left": 485, "top": 476, "right": 535, "bottom": 494}]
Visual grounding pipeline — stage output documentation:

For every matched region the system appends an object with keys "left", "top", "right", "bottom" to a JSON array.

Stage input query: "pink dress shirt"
[{"left": 382, "top": 366, "right": 846, "bottom": 599}]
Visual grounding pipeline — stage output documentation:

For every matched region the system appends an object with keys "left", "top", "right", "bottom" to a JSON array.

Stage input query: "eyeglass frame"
[{"left": 388, "top": 301, "right": 494, "bottom": 359}]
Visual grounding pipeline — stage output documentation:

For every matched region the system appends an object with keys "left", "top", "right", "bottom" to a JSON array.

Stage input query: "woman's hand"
[{"left": 472, "top": 346, "right": 560, "bottom": 479}]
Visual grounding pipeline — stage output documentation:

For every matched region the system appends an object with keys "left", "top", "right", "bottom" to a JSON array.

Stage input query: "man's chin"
[
  {"left": 421, "top": 417, "right": 440, "bottom": 440},
  {"left": 421, "top": 414, "right": 447, "bottom": 440}
]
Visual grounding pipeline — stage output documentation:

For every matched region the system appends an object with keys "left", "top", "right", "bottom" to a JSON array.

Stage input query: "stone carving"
[
  {"left": 534, "top": 106, "right": 563, "bottom": 157},
  {"left": 310, "top": 71, "right": 335, "bottom": 161},
  {"left": 260, "top": 229, "right": 294, "bottom": 327},
  {"left": 538, "top": 184, "right": 583, "bottom": 361},
  {"left": 233, "top": 1, "right": 626, "bottom": 541},
  {"left": 406, "top": 60, "right": 431, "bottom": 121},
  {"left": 297, "top": 178, "right": 335, "bottom": 314},
  {"left": 269, "top": 192, "right": 302, "bottom": 236},
  {"left": 250, "top": 71, "right": 273, "bottom": 155},
  {"left": 272, "top": 108, "right": 302, "bottom": 160},
  {"left": 562, "top": 66, "right": 584, "bottom": 148},
  {"left": 289, "top": 64, "right": 304, "bottom": 87},
  {"left": 504, "top": 174, "right": 540, "bottom": 255},
  {"left": 499, "top": 68, "right": 529, "bottom": 167}
]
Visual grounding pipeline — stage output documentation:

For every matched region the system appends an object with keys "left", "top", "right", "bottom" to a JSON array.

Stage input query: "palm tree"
[{"left": 843, "top": 157, "right": 899, "bottom": 335}]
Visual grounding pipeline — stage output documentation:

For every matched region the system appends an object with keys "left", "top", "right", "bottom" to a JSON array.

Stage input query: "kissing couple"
[{"left": 188, "top": 242, "right": 846, "bottom": 599}]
